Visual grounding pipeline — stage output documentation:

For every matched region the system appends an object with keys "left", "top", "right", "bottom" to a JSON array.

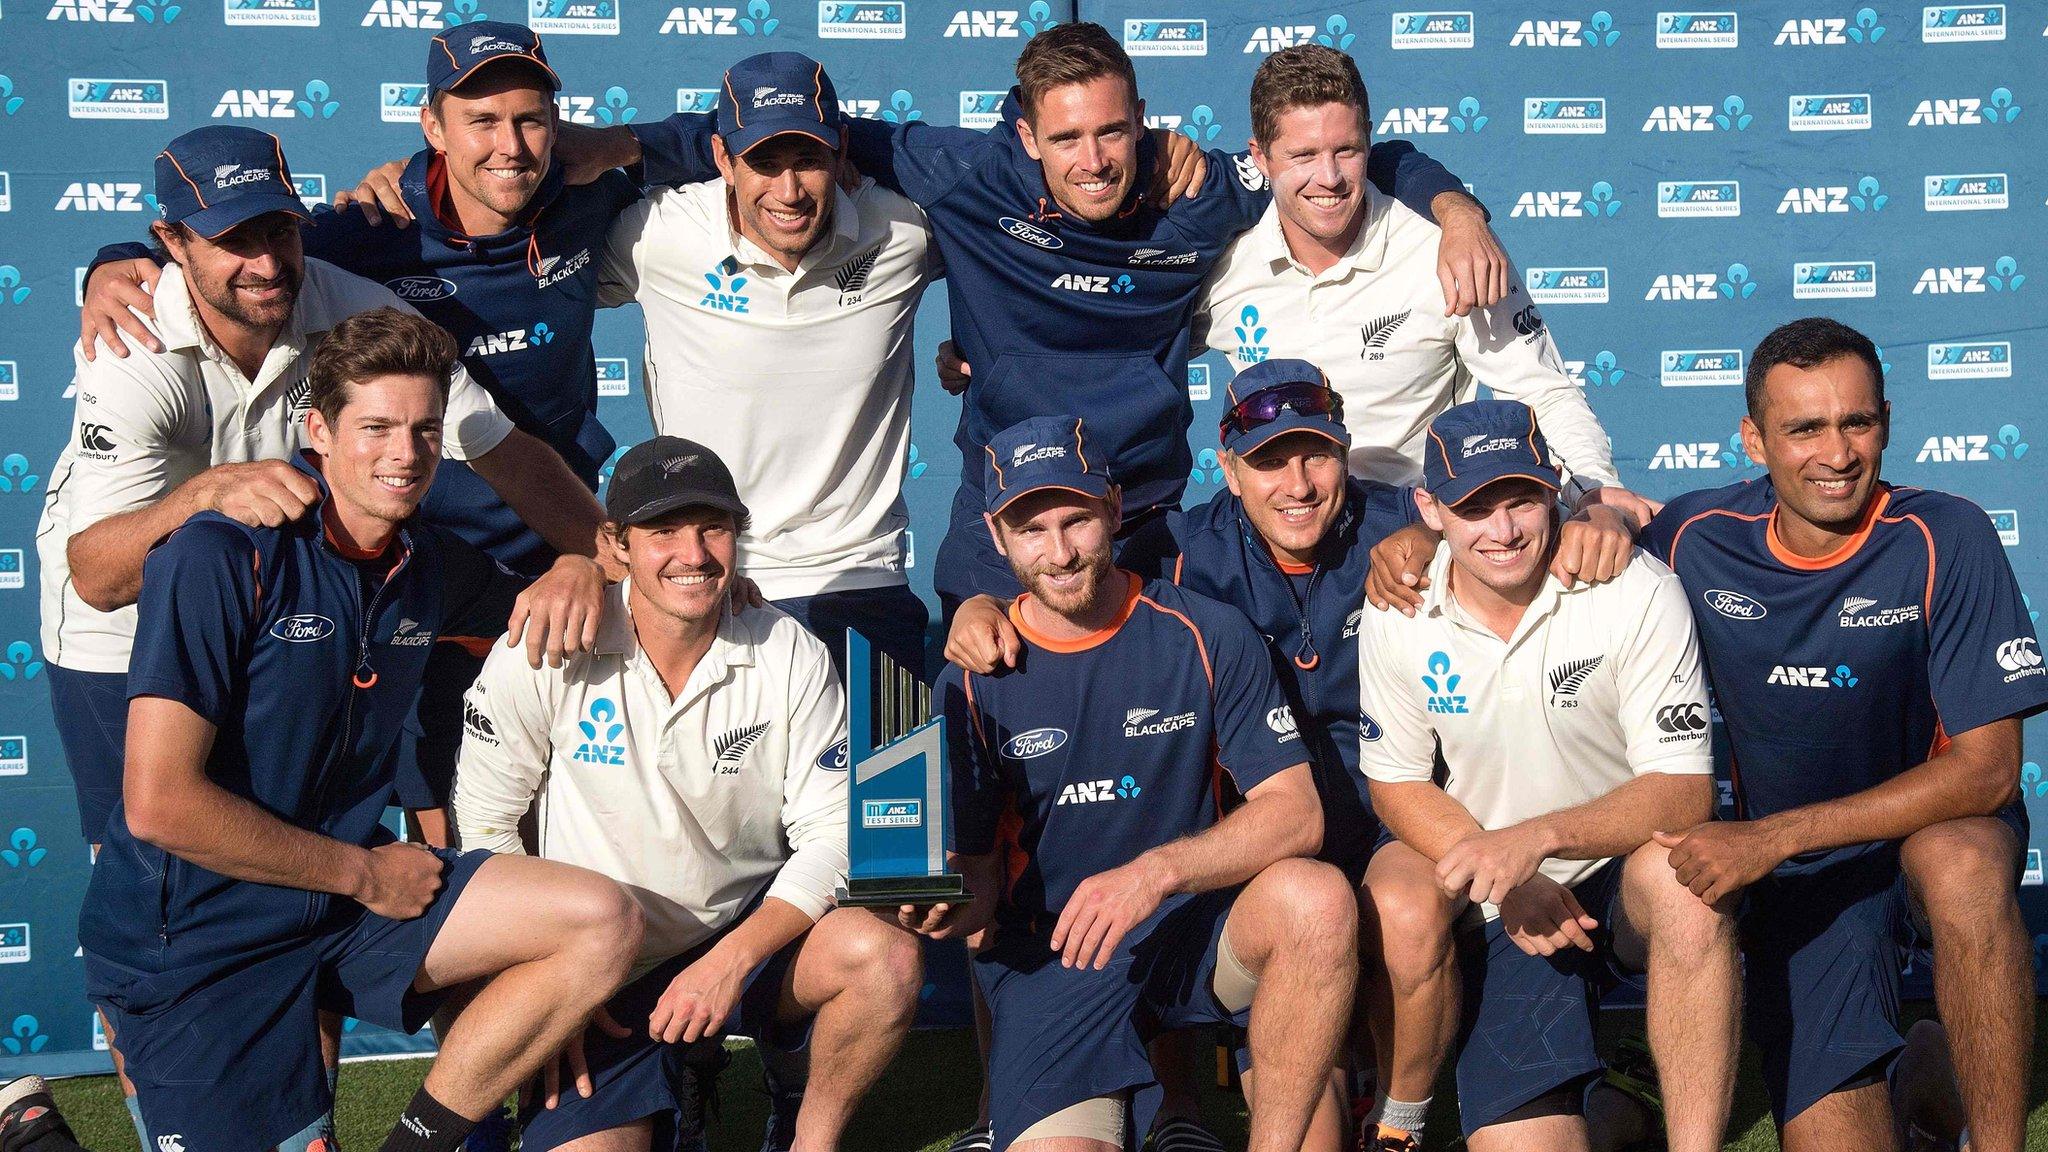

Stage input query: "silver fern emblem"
[
  {"left": 1547, "top": 656, "right": 1604, "bottom": 700},
  {"left": 713, "top": 722, "right": 771, "bottom": 773},
  {"left": 1360, "top": 309, "right": 1411, "bottom": 351}
]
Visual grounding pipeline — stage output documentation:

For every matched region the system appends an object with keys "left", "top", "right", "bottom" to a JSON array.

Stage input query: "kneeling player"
[
  {"left": 913, "top": 416, "right": 1357, "bottom": 1152},
  {"left": 1360, "top": 400, "right": 1738, "bottom": 1152},
  {"left": 77, "top": 308, "right": 635, "bottom": 1152},
  {"left": 453, "top": 437, "right": 923, "bottom": 1152},
  {"left": 1644, "top": 318, "right": 2047, "bottom": 1152}
]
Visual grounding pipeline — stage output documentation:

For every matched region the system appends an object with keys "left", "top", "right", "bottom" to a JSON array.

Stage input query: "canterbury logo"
[
  {"left": 1547, "top": 656, "right": 1603, "bottom": 698},
  {"left": 1656, "top": 702, "right": 1708, "bottom": 733},
  {"left": 713, "top": 722, "right": 771, "bottom": 772},
  {"left": 1360, "top": 309, "right": 1411, "bottom": 349}
]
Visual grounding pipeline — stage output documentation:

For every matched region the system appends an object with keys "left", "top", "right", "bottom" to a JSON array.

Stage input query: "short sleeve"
[
  {"left": 1614, "top": 564, "right": 1714, "bottom": 775},
  {"left": 1202, "top": 603, "right": 1302, "bottom": 792},
  {"left": 1357, "top": 608, "right": 1438, "bottom": 783},
  {"left": 629, "top": 113, "right": 721, "bottom": 187},
  {"left": 938, "top": 665, "right": 1004, "bottom": 856},
  {"left": 1638, "top": 488, "right": 1716, "bottom": 566},
  {"left": 1365, "top": 140, "right": 1470, "bottom": 223},
  {"left": 62, "top": 344, "right": 196, "bottom": 529},
  {"left": 844, "top": 117, "right": 993, "bottom": 207},
  {"left": 439, "top": 362, "right": 515, "bottom": 461},
  {"left": 1925, "top": 503, "right": 2048, "bottom": 734},
  {"left": 124, "top": 519, "right": 260, "bottom": 725}
]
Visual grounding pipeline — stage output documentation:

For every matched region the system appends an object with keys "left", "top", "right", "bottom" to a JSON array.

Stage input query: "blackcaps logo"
[{"left": 1010, "top": 443, "right": 1064, "bottom": 467}]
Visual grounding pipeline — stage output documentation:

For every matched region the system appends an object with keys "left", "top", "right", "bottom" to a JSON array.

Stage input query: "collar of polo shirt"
[
  {"left": 1257, "top": 181, "right": 1394, "bottom": 279},
  {"left": 722, "top": 182, "right": 863, "bottom": 273}
]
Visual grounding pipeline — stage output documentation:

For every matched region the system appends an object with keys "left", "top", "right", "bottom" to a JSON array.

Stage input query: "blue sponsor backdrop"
[{"left": 1, "top": 1, "right": 2044, "bottom": 1075}]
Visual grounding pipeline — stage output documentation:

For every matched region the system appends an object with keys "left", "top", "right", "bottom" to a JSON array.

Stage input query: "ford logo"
[
  {"left": 1002, "top": 727, "right": 1069, "bottom": 759},
  {"left": 271, "top": 614, "right": 336, "bottom": 643},
  {"left": 1703, "top": 589, "right": 1766, "bottom": 620},
  {"left": 999, "top": 217, "right": 1063, "bottom": 250},
  {"left": 386, "top": 275, "right": 457, "bottom": 302},
  {"left": 1359, "top": 710, "right": 1383, "bottom": 742},
  {"left": 817, "top": 739, "right": 850, "bottom": 772}
]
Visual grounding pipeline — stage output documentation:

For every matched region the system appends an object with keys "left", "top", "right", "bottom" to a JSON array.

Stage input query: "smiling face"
[
  {"left": 1741, "top": 354, "right": 1889, "bottom": 550},
  {"left": 1252, "top": 101, "right": 1371, "bottom": 259},
  {"left": 988, "top": 488, "right": 1123, "bottom": 620},
  {"left": 1015, "top": 75, "right": 1144, "bottom": 224},
  {"left": 1223, "top": 431, "right": 1348, "bottom": 568},
  {"left": 157, "top": 211, "right": 304, "bottom": 337},
  {"left": 305, "top": 371, "right": 444, "bottom": 531},
  {"left": 1419, "top": 477, "right": 1557, "bottom": 605},
  {"left": 423, "top": 67, "right": 556, "bottom": 233},
  {"left": 713, "top": 130, "right": 843, "bottom": 269},
  {"left": 614, "top": 506, "right": 739, "bottom": 630}
]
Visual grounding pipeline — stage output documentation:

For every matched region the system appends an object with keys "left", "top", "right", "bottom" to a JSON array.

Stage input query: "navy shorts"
[
  {"left": 88, "top": 847, "right": 491, "bottom": 1152},
  {"left": 773, "top": 584, "right": 931, "bottom": 683},
  {"left": 392, "top": 641, "right": 487, "bottom": 810},
  {"left": 1744, "top": 802, "right": 2027, "bottom": 1126},
  {"left": 1452, "top": 859, "right": 1629, "bottom": 1137},
  {"left": 46, "top": 664, "right": 129, "bottom": 842},
  {"left": 518, "top": 921, "right": 806, "bottom": 1152},
  {"left": 976, "top": 888, "right": 1249, "bottom": 1152}
]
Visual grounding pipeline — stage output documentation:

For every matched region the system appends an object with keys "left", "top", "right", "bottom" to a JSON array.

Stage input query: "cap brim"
[
  {"left": 438, "top": 55, "right": 562, "bottom": 96},
  {"left": 1224, "top": 415, "right": 1351, "bottom": 458},
  {"left": 184, "top": 195, "right": 312, "bottom": 240},
  {"left": 989, "top": 476, "right": 1113, "bottom": 517},
  {"left": 725, "top": 123, "right": 840, "bottom": 157},
  {"left": 1438, "top": 470, "right": 1562, "bottom": 508},
  {"left": 612, "top": 490, "right": 751, "bottom": 526}
]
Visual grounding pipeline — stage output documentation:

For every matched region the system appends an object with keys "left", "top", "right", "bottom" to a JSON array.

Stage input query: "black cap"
[{"left": 605, "top": 436, "right": 750, "bottom": 526}]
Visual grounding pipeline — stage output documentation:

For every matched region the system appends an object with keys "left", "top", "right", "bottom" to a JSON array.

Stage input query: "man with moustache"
[
  {"left": 77, "top": 307, "right": 638, "bottom": 1152},
  {"left": 1359, "top": 400, "right": 1739, "bottom": 1152},
  {"left": 1642, "top": 318, "right": 2048, "bottom": 1152},
  {"left": 451, "top": 437, "right": 925, "bottom": 1152},
  {"left": 910, "top": 414, "right": 1356, "bottom": 1152},
  {"left": 572, "top": 22, "right": 1501, "bottom": 617},
  {"left": 77, "top": 24, "right": 631, "bottom": 847}
]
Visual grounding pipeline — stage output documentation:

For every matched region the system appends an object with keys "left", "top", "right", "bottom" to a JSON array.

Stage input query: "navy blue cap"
[
  {"left": 1423, "top": 399, "right": 1560, "bottom": 507},
  {"left": 1220, "top": 358, "right": 1352, "bottom": 457},
  {"left": 427, "top": 22, "right": 561, "bottom": 97},
  {"left": 153, "top": 126, "right": 310, "bottom": 239},
  {"left": 716, "top": 52, "right": 843, "bottom": 156},
  {"left": 985, "top": 415, "right": 1112, "bottom": 516}
]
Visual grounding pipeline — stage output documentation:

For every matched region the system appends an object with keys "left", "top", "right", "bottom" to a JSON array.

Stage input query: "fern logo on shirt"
[
  {"left": 713, "top": 722, "right": 771, "bottom": 774},
  {"left": 1547, "top": 655, "right": 1602, "bottom": 707}
]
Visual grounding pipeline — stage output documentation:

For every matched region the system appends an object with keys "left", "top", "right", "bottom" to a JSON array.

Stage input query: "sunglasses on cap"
[{"left": 1218, "top": 381, "right": 1346, "bottom": 442}]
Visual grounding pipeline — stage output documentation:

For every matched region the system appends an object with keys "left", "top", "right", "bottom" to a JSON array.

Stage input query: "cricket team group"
[{"left": 0, "top": 16, "right": 2038, "bottom": 1152}]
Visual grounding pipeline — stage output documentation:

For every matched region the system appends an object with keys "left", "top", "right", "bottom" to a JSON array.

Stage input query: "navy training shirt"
[
  {"left": 79, "top": 453, "right": 527, "bottom": 974},
  {"left": 1122, "top": 478, "right": 1418, "bottom": 872},
  {"left": 937, "top": 572, "right": 1305, "bottom": 929},
  {"left": 94, "top": 152, "right": 639, "bottom": 575},
  {"left": 630, "top": 96, "right": 1467, "bottom": 527},
  {"left": 1641, "top": 480, "right": 2048, "bottom": 872}
]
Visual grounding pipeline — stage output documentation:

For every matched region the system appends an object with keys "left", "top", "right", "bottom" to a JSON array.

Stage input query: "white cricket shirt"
[
  {"left": 1358, "top": 544, "right": 1711, "bottom": 917},
  {"left": 1197, "top": 185, "right": 1619, "bottom": 490},
  {"left": 36, "top": 258, "right": 515, "bottom": 673},
  {"left": 453, "top": 582, "right": 849, "bottom": 969},
  {"left": 598, "top": 179, "right": 937, "bottom": 601}
]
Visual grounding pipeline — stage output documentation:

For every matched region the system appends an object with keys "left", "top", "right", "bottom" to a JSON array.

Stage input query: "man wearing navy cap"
[
  {"left": 1357, "top": 400, "right": 1737, "bottom": 1152},
  {"left": 76, "top": 23, "right": 635, "bottom": 849},
  {"left": 910, "top": 414, "right": 1356, "bottom": 1152}
]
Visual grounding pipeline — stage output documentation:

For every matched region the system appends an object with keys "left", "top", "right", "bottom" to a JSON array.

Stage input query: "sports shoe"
[
  {"left": 945, "top": 1123, "right": 993, "bottom": 1152},
  {"left": 758, "top": 1059, "right": 804, "bottom": 1152},
  {"left": 675, "top": 1037, "right": 730, "bottom": 1152},
  {"left": 1147, "top": 1115, "right": 1227, "bottom": 1152},
  {"left": 0, "top": 1077, "right": 78, "bottom": 1152},
  {"left": 1366, "top": 1124, "right": 1420, "bottom": 1152}
]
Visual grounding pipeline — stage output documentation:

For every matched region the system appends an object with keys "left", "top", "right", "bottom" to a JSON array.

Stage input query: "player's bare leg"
[
  {"left": 779, "top": 907, "right": 922, "bottom": 1152},
  {"left": 406, "top": 855, "right": 644, "bottom": 1122},
  {"left": 1356, "top": 841, "right": 1461, "bottom": 1147},
  {"left": 1613, "top": 842, "right": 1737, "bottom": 1152},
  {"left": 1467, "top": 1112, "right": 1585, "bottom": 1152},
  {"left": 1227, "top": 858, "right": 1358, "bottom": 1152},
  {"left": 1782, "top": 1082, "right": 1895, "bottom": 1152},
  {"left": 552, "top": 1117, "right": 654, "bottom": 1152},
  {"left": 1236, "top": 1067, "right": 1347, "bottom": 1152},
  {"left": 1901, "top": 817, "right": 2031, "bottom": 1152}
]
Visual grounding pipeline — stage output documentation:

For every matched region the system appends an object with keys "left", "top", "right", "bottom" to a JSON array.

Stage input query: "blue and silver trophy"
[{"left": 835, "top": 630, "right": 967, "bottom": 907}]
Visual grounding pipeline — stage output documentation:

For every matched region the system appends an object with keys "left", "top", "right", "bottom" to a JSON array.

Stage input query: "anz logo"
[
  {"left": 572, "top": 697, "right": 626, "bottom": 765},
  {"left": 1421, "top": 650, "right": 1467, "bottom": 714},
  {"left": 54, "top": 182, "right": 147, "bottom": 211},
  {"left": 361, "top": 0, "right": 443, "bottom": 25},
  {"left": 1050, "top": 273, "right": 1134, "bottom": 295},
  {"left": 465, "top": 324, "right": 554, "bottom": 356},
  {"left": 1056, "top": 775, "right": 1142, "bottom": 805}
]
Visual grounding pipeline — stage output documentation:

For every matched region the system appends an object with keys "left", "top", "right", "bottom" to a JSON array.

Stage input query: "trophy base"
[{"left": 836, "top": 875, "right": 971, "bottom": 908}]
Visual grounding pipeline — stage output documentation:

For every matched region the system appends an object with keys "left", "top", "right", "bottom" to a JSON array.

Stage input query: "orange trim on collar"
[
  {"left": 1008, "top": 570, "right": 1142, "bottom": 653},
  {"left": 323, "top": 516, "right": 390, "bottom": 562},
  {"left": 1765, "top": 488, "right": 1890, "bottom": 570},
  {"left": 425, "top": 154, "right": 465, "bottom": 233}
]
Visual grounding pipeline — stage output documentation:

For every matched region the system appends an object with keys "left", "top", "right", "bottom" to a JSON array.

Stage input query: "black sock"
[{"left": 376, "top": 1085, "right": 475, "bottom": 1152}]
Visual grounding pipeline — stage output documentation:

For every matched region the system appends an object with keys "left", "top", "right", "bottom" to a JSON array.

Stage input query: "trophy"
[{"left": 835, "top": 630, "right": 967, "bottom": 907}]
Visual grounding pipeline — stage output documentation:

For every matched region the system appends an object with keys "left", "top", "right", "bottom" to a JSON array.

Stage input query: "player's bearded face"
[
  {"left": 1431, "top": 479, "right": 1557, "bottom": 599},
  {"left": 718, "top": 133, "right": 842, "bottom": 268},
  {"left": 994, "top": 493, "right": 1120, "bottom": 616},
  {"left": 620, "top": 508, "right": 739, "bottom": 626},
  {"left": 1016, "top": 76, "right": 1143, "bottom": 224},
  {"left": 166, "top": 213, "right": 304, "bottom": 332},
  {"left": 1744, "top": 357, "right": 1889, "bottom": 538},
  {"left": 1256, "top": 102, "right": 1370, "bottom": 250},
  {"left": 1225, "top": 433, "right": 1347, "bottom": 565},
  {"left": 425, "top": 72, "right": 556, "bottom": 228},
  {"left": 306, "top": 373, "right": 445, "bottom": 527}
]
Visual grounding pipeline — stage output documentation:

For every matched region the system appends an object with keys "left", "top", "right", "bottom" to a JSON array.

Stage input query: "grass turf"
[{"left": 42, "top": 1005, "right": 2048, "bottom": 1150}]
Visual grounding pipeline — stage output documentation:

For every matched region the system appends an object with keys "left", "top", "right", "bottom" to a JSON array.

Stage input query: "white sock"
[{"left": 1379, "top": 1096, "right": 1430, "bottom": 1136}]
